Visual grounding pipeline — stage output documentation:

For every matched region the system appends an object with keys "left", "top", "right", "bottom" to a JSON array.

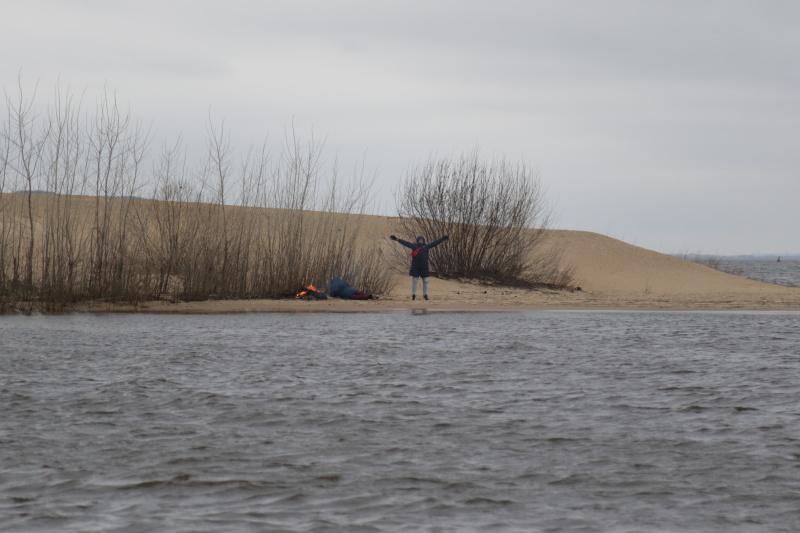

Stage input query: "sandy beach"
[{"left": 76, "top": 229, "right": 800, "bottom": 314}]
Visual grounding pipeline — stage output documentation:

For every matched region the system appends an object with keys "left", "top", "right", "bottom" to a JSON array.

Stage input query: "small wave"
[
  {"left": 680, "top": 405, "right": 709, "bottom": 412},
  {"left": 464, "top": 496, "right": 514, "bottom": 506},
  {"left": 548, "top": 474, "right": 589, "bottom": 485}
]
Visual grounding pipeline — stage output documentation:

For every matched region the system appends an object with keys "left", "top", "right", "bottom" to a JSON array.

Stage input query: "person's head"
[{"left": 416, "top": 236, "right": 426, "bottom": 245}]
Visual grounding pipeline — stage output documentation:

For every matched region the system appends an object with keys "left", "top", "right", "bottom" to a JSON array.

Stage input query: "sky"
[{"left": 2, "top": 0, "right": 799, "bottom": 255}]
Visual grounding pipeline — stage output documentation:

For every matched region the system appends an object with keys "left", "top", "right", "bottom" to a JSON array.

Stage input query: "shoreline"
[
  {"left": 65, "top": 286, "right": 800, "bottom": 314},
  {"left": 3, "top": 216, "right": 799, "bottom": 315}
]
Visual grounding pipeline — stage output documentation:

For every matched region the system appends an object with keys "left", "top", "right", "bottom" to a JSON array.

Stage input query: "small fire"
[{"left": 295, "top": 284, "right": 325, "bottom": 299}]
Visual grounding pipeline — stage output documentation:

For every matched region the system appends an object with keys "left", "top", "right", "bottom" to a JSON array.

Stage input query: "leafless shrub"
[
  {"left": 0, "top": 80, "right": 391, "bottom": 311},
  {"left": 395, "top": 149, "right": 573, "bottom": 288},
  {"left": 255, "top": 131, "right": 391, "bottom": 297}
]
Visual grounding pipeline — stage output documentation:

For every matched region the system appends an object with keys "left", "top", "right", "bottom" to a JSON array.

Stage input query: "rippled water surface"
[
  {"left": 2, "top": 311, "right": 800, "bottom": 532},
  {"left": 721, "top": 259, "right": 800, "bottom": 287}
]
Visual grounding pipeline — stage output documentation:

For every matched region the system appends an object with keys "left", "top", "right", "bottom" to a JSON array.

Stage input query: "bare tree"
[
  {"left": 3, "top": 76, "right": 49, "bottom": 291},
  {"left": 85, "top": 88, "right": 151, "bottom": 299},
  {"left": 395, "top": 149, "right": 572, "bottom": 288}
]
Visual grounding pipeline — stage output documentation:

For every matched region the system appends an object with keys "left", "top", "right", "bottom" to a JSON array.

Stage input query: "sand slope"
[{"left": 546, "top": 230, "right": 769, "bottom": 293}]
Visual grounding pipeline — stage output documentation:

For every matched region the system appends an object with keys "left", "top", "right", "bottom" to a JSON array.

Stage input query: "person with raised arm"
[{"left": 389, "top": 234, "right": 449, "bottom": 300}]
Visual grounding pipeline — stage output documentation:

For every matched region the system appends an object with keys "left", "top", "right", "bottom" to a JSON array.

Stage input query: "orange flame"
[{"left": 295, "top": 284, "right": 325, "bottom": 299}]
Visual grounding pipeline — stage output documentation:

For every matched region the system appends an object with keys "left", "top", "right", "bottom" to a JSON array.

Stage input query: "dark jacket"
[
  {"left": 329, "top": 277, "right": 356, "bottom": 299},
  {"left": 394, "top": 236, "right": 447, "bottom": 277}
]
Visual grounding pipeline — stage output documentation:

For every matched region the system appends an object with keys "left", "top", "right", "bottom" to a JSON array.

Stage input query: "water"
[
  {"left": 720, "top": 259, "right": 800, "bottom": 288},
  {"left": 2, "top": 311, "right": 800, "bottom": 532}
]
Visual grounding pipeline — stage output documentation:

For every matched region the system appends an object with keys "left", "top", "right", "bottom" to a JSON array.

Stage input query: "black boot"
[
  {"left": 423, "top": 294, "right": 429, "bottom": 300},
  {"left": 412, "top": 294, "right": 416, "bottom": 300}
]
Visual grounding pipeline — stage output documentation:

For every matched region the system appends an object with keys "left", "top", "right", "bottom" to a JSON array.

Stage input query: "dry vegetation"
[
  {"left": 395, "top": 150, "right": 574, "bottom": 288},
  {"left": 1, "top": 82, "right": 571, "bottom": 313},
  {"left": 0, "top": 82, "right": 392, "bottom": 312}
]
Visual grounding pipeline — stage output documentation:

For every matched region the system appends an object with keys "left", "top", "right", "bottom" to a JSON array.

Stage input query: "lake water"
[
  {"left": 719, "top": 259, "right": 800, "bottom": 288},
  {"left": 2, "top": 309, "right": 800, "bottom": 532}
]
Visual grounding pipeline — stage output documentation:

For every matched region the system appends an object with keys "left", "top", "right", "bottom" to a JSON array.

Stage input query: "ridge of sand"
[{"left": 77, "top": 229, "right": 800, "bottom": 313}]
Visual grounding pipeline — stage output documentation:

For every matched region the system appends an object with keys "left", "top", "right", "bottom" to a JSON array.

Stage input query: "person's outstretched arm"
[
  {"left": 427, "top": 235, "right": 449, "bottom": 249},
  {"left": 390, "top": 235, "right": 416, "bottom": 249}
]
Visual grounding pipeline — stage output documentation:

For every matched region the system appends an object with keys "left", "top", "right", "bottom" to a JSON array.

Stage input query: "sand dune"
[
  {"left": 82, "top": 226, "right": 800, "bottom": 313},
  {"left": 545, "top": 230, "right": 775, "bottom": 294}
]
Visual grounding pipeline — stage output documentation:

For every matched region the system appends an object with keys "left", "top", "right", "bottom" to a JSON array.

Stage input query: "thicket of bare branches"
[
  {"left": 0, "top": 80, "right": 392, "bottom": 312},
  {"left": 395, "top": 150, "right": 573, "bottom": 288}
]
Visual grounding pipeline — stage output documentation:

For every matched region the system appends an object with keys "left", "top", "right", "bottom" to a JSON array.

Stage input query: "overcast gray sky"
[{"left": 3, "top": 0, "right": 798, "bottom": 255}]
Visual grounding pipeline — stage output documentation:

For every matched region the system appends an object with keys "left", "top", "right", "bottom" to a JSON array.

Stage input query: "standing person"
[{"left": 390, "top": 234, "right": 449, "bottom": 300}]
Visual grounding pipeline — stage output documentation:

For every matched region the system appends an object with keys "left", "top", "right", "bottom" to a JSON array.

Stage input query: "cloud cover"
[{"left": 3, "top": 0, "right": 799, "bottom": 254}]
